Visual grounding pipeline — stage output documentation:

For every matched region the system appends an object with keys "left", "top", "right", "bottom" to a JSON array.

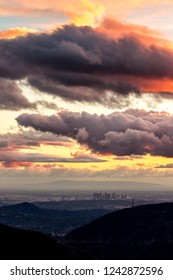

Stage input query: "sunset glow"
[{"left": 1, "top": 0, "right": 173, "bottom": 188}]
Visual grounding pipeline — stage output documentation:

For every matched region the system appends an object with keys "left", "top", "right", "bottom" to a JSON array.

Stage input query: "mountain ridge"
[
  {"left": 0, "top": 202, "right": 110, "bottom": 234},
  {"left": 64, "top": 202, "right": 173, "bottom": 259},
  {"left": 0, "top": 222, "right": 91, "bottom": 260}
]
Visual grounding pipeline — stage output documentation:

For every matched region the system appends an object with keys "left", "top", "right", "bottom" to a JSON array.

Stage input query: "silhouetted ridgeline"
[
  {"left": 0, "top": 223, "right": 91, "bottom": 260},
  {"left": 0, "top": 202, "right": 110, "bottom": 234},
  {"left": 1, "top": 202, "right": 173, "bottom": 259},
  {"left": 64, "top": 202, "right": 173, "bottom": 259}
]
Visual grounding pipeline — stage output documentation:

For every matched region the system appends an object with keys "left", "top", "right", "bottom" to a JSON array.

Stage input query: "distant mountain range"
[
  {"left": 1, "top": 179, "right": 168, "bottom": 192},
  {"left": 64, "top": 202, "right": 173, "bottom": 259}
]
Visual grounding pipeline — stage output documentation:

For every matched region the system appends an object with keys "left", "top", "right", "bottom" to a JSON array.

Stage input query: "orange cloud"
[
  {"left": 140, "top": 79, "right": 173, "bottom": 93},
  {"left": 0, "top": 1, "right": 106, "bottom": 29},
  {"left": 94, "top": 17, "right": 173, "bottom": 93},
  {"left": 0, "top": 0, "right": 105, "bottom": 20},
  {"left": 3, "top": 162, "right": 33, "bottom": 168},
  {"left": 68, "top": 0, "right": 105, "bottom": 27},
  {"left": 112, "top": 75, "right": 173, "bottom": 94},
  {"left": 0, "top": 0, "right": 172, "bottom": 15},
  {"left": 0, "top": 27, "right": 36, "bottom": 39},
  {"left": 128, "top": 76, "right": 173, "bottom": 93},
  {"left": 97, "top": 18, "right": 173, "bottom": 50},
  {"left": 94, "top": 0, "right": 173, "bottom": 18},
  {"left": 0, "top": 0, "right": 173, "bottom": 33}
]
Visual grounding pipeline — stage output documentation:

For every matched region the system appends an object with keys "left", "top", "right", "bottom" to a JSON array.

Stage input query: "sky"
[{"left": 1, "top": 0, "right": 173, "bottom": 189}]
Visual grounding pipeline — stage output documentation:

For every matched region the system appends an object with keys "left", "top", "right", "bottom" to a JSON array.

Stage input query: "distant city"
[
  {"left": 1, "top": 189, "right": 173, "bottom": 238},
  {"left": 1, "top": 190, "right": 173, "bottom": 207},
  {"left": 93, "top": 191, "right": 128, "bottom": 200}
]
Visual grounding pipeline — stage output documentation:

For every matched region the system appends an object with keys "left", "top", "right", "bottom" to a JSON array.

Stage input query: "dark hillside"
[
  {"left": 0, "top": 223, "right": 90, "bottom": 260},
  {"left": 0, "top": 202, "right": 109, "bottom": 234},
  {"left": 65, "top": 203, "right": 173, "bottom": 259}
]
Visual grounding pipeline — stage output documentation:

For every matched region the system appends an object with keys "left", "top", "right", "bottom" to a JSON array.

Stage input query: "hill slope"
[
  {"left": 65, "top": 202, "right": 173, "bottom": 259},
  {"left": 0, "top": 223, "right": 90, "bottom": 260},
  {"left": 0, "top": 202, "right": 109, "bottom": 234}
]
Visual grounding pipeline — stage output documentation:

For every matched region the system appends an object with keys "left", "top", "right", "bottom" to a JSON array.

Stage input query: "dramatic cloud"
[
  {"left": 0, "top": 78, "right": 59, "bottom": 111},
  {"left": 0, "top": 130, "right": 73, "bottom": 150},
  {"left": 68, "top": 0, "right": 105, "bottom": 26},
  {"left": 1, "top": 0, "right": 173, "bottom": 184},
  {"left": 0, "top": 151, "right": 105, "bottom": 165},
  {"left": 0, "top": 24, "right": 173, "bottom": 107},
  {"left": 0, "top": 27, "right": 36, "bottom": 39},
  {"left": 97, "top": 18, "right": 173, "bottom": 49},
  {"left": 0, "top": 129, "right": 106, "bottom": 166},
  {"left": 0, "top": 0, "right": 171, "bottom": 17},
  {"left": 0, "top": 78, "right": 35, "bottom": 110},
  {"left": 1, "top": 163, "right": 173, "bottom": 183},
  {"left": 0, "top": 0, "right": 105, "bottom": 27},
  {"left": 16, "top": 109, "right": 173, "bottom": 157}
]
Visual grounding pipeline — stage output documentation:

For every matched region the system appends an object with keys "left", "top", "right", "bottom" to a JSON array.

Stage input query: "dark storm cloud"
[
  {"left": 16, "top": 109, "right": 173, "bottom": 157},
  {"left": 35, "top": 100, "right": 59, "bottom": 110},
  {"left": 0, "top": 78, "right": 59, "bottom": 111},
  {"left": 28, "top": 73, "right": 140, "bottom": 103},
  {"left": 0, "top": 78, "right": 35, "bottom": 110},
  {"left": 1, "top": 25, "right": 173, "bottom": 104}
]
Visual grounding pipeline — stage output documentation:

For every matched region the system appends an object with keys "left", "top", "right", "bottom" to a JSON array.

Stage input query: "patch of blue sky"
[{"left": 0, "top": 13, "right": 68, "bottom": 30}]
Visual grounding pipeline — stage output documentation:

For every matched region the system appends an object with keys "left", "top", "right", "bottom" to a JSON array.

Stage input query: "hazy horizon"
[{"left": 1, "top": 178, "right": 173, "bottom": 193}]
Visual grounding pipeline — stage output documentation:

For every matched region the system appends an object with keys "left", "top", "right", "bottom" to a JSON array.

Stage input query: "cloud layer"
[
  {"left": 0, "top": 79, "right": 35, "bottom": 110},
  {"left": 0, "top": 151, "right": 105, "bottom": 165},
  {"left": 1, "top": 24, "right": 173, "bottom": 110},
  {"left": 0, "top": 130, "right": 72, "bottom": 150},
  {"left": 16, "top": 109, "right": 173, "bottom": 157}
]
